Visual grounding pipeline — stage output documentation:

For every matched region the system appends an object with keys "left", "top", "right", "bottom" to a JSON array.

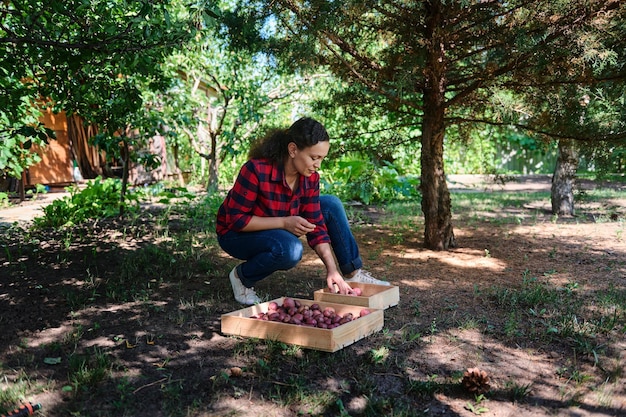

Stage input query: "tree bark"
[
  {"left": 420, "top": 1, "right": 456, "bottom": 250},
  {"left": 67, "top": 114, "right": 102, "bottom": 179},
  {"left": 207, "top": 129, "right": 219, "bottom": 192},
  {"left": 551, "top": 139, "right": 578, "bottom": 216},
  {"left": 172, "top": 143, "right": 185, "bottom": 186},
  {"left": 119, "top": 137, "right": 130, "bottom": 217},
  {"left": 421, "top": 99, "right": 456, "bottom": 250}
]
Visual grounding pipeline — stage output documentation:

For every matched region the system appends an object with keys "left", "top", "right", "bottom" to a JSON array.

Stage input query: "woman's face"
[{"left": 288, "top": 141, "right": 330, "bottom": 177}]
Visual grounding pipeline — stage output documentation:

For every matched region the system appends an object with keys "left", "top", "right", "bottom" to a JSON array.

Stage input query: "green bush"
[
  {"left": 321, "top": 156, "right": 420, "bottom": 204},
  {"left": 33, "top": 177, "right": 139, "bottom": 228}
]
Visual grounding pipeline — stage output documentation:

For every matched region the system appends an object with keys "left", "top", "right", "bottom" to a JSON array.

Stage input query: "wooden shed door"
[{"left": 27, "top": 109, "right": 74, "bottom": 186}]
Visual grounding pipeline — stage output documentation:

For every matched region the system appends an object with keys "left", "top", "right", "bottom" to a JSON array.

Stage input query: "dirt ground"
[{"left": 0, "top": 174, "right": 625, "bottom": 417}]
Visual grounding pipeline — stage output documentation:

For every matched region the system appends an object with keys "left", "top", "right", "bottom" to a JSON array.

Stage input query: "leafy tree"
[
  {"left": 0, "top": 0, "right": 215, "bottom": 211},
  {"left": 160, "top": 4, "right": 322, "bottom": 191},
  {"left": 549, "top": 85, "right": 625, "bottom": 215},
  {"left": 0, "top": 70, "right": 54, "bottom": 185},
  {"left": 234, "top": 0, "right": 626, "bottom": 250},
  {"left": 0, "top": 86, "right": 53, "bottom": 178}
]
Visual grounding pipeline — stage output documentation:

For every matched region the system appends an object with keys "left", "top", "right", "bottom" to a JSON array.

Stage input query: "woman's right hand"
[{"left": 284, "top": 216, "right": 316, "bottom": 237}]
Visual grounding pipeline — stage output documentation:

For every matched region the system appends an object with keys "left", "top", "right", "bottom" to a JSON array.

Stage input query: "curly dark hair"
[{"left": 248, "top": 117, "right": 330, "bottom": 164}]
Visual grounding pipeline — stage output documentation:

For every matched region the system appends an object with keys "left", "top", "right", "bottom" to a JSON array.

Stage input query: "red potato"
[
  {"left": 250, "top": 298, "right": 367, "bottom": 328},
  {"left": 282, "top": 297, "right": 296, "bottom": 309},
  {"left": 350, "top": 287, "right": 362, "bottom": 296}
]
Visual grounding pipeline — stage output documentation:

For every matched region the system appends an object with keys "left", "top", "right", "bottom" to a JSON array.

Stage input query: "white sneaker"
[
  {"left": 229, "top": 266, "right": 261, "bottom": 305},
  {"left": 346, "top": 269, "right": 391, "bottom": 286}
]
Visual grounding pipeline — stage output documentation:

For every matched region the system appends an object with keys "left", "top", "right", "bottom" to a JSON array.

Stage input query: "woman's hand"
[
  {"left": 283, "top": 216, "right": 316, "bottom": 237},
  {"left": 326, "top": 271, "right": 352, "bottom": 295}
]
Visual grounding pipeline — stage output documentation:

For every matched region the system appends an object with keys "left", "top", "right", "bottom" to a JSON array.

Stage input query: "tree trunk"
[
  {"left": 551, "top": 139, "right": 578, "bottom": 216},
  {"left": 207, "top": 131, "right": 219, "bottom": 192},
  {"left": 67, "top": 114, "right": 102, "bottom": 179},
  {"left": 172, "top": 144, "right": 185, "bottom": 186},
  {"left": 120, "top": 138, "right": 130, "bottom": 217},
  {"left": 421, "top": 100, "right": 456, "bottom": 250},
  {"left": 420, "top": 1, "right": 456, "bottom": 250}
]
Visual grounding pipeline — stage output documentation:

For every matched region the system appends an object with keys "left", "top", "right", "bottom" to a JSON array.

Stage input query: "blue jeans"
[{"left": 217, "top": 195, "right": 363, "bottom": 288}]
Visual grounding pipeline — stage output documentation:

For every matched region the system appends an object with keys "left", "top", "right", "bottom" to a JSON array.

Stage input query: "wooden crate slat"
[
  {"left": 221, "top": 298, "right": 384, "bottom": 352},
  {"left": 314, "top": 283, "right": 399, "bottom": 310}
]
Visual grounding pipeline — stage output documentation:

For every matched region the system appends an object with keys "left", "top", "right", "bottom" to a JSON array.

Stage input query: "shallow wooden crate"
[
  {"left": 221, "top": 298, "right": 383, "bottom": 352},
  {"left": 314, "top": 283, "right": 399, "bottom": 310}
]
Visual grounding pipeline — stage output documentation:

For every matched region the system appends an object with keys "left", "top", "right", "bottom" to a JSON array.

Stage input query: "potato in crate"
[{"left": 221, "top": 297, "right": 384, "bottom": 352}]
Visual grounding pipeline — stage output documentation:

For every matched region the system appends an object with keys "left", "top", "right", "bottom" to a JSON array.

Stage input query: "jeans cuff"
[
  {"left": 339, "top": 257, "right": 363, "bottom": 276},
  {"left": 237, "top": 265, "right": 254, "bottom": 288}
]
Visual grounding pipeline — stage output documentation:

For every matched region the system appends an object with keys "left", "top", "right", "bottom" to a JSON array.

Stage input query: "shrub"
[{"left": 33, "top": 177, "right": 139, "bottom": 228}]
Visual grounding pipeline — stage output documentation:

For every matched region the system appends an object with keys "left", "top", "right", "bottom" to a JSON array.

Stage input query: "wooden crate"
[
  {"left": 221, "top": 298, "right": 383, "bottom": 352},
  {"left": 314, "top": 283, "right": 399, "bottom": 310}
]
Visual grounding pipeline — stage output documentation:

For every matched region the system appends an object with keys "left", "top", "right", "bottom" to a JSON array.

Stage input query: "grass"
[
  {"left": 67, "top": 348, "right": 113, "bottom": 390},
  {"left": 506, "top": 381, "right": 533, "bottom": 402},
  {"left": 1, "top": 183, "right": 625, "bottom": 416},
  {"left": 0, "top": 370, "right": 33, "bottom": 409}
]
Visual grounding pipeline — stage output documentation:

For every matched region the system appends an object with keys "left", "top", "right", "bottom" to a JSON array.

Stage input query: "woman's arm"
[
  {"left": 243, "top": 215, "right": 316, "bottom": 237},
  {"left": 314, "top": 242, "right": 352, "bottom": 294},
  {"left": 241, "top": 216, "right": 286, "bottom": 232}
]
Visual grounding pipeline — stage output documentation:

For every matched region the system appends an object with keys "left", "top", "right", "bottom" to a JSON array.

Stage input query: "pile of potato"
[{"left": 250, "top": 297, "right": 371, "bottom": 329}]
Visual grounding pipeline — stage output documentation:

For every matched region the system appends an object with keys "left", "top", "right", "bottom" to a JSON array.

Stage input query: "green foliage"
[
  {"left": 322, "top": 155, "right": 420, "bottom": 204},
  {"left": 68, "top": 348, "right": 113, "bottom": 390},
  {"left": 465, "top": 394, "right": 489, "bottom": 415},
  {"left": 235, "top": 0, "right": 626, "bottom": 248},
  {"left": 579, "top": 140, "right": 626, "bottom": 178},
  {"left": 488, "top": 271, "right": 562, "bottom": 310},
  {"left": 0, "top": 81, "right": 55, "bottom": 177},
  {"left": 444, "top": 126, "right": 500, "bottom": 175},
  {"left": 0, "top": 370, "right": 33, "bottom": 414},
  {"left": 0, "top": 0, "right": 213, "bottom": 183},
  {"left": 251, "top": 0, "right": 626, "bottom": 138},
  {"left": 26, "top": 183, "right": 48, "bottom": 201},
  {"left": 162, "top": 5, "right": 316, "bottom": 190},
  {"left": 33, "top": 177, "right": 139, "bottom": 228}
]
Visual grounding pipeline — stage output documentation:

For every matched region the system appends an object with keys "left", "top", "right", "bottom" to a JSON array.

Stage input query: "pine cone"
[{"left": 462, "top": 367, "right": 491, "bottom": 394}]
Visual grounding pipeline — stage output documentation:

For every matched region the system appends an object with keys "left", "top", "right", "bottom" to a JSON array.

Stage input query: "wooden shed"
[
  {"left": 23, "top": 109, "right": 168, "bottom": 190},
  {"left": 27, "top": 109, "right": 75, "bottom": 186}
]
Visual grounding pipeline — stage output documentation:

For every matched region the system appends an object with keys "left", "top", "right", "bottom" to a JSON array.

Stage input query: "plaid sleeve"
[
  {"left": 217, "top": 161, "right": 260, "bottom": 233},
  {"left": 301, "top": 174, "right": 330, "bottom": 248}
]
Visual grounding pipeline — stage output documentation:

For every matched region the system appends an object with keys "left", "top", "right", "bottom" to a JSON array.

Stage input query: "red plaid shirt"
[{"left": 216, "top": 158, "right": 330, "bottom": 248}]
